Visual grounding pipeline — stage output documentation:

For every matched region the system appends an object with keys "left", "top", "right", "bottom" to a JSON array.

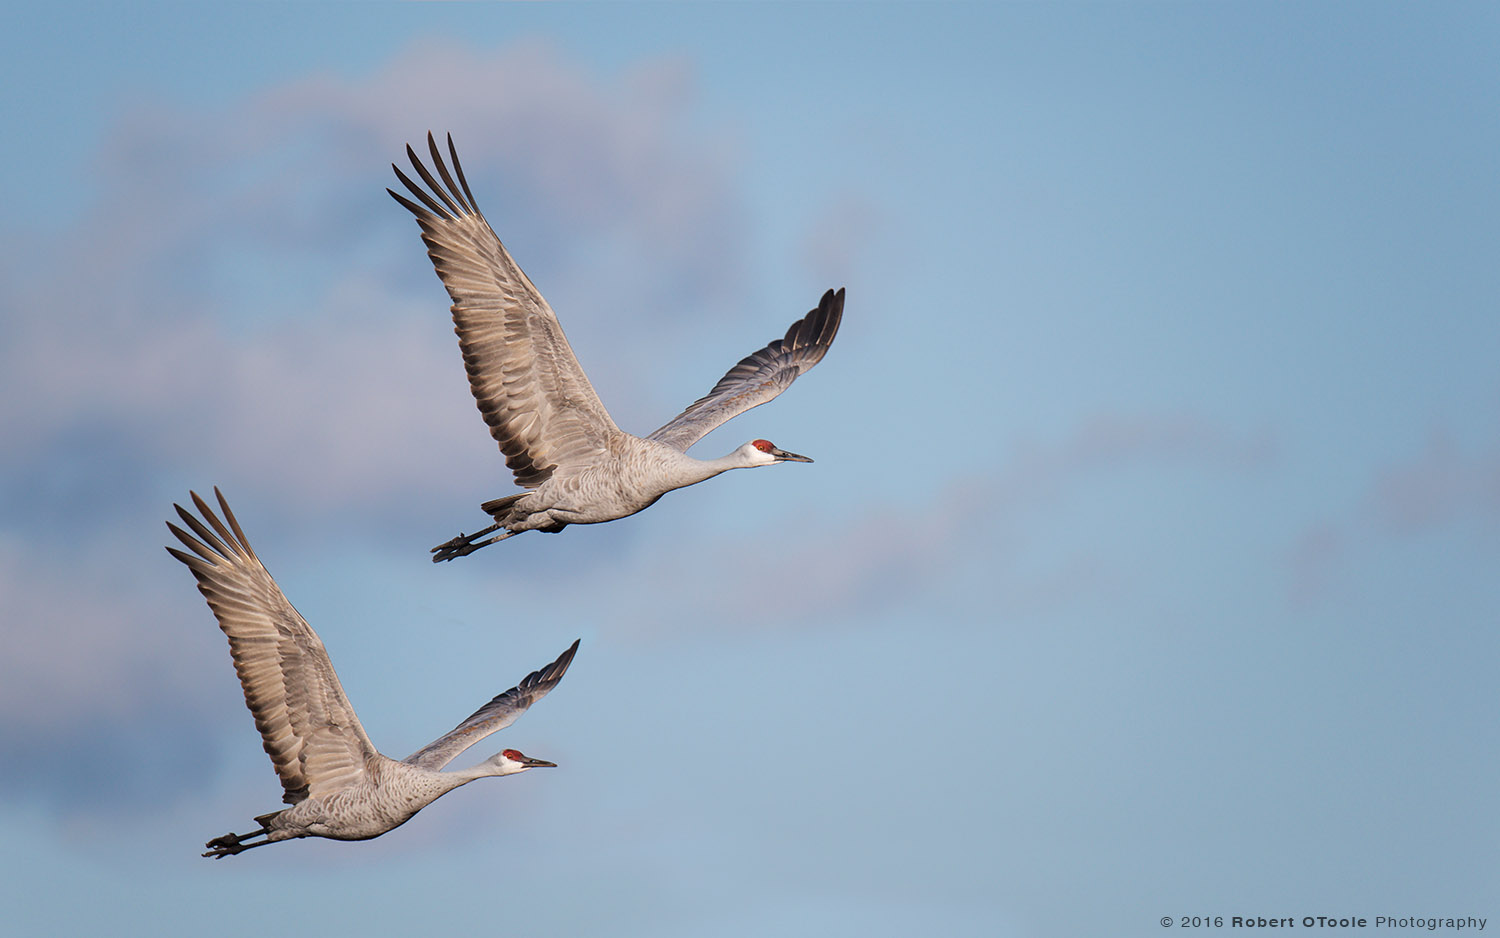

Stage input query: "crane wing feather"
[
  {"left": 647, "top": 288, "right": 844, "bottom": 452},
  {"left": 402, "top": 639, "right": 580, "bottom": 771},
  {"left": 390, "top": 133, "right": 619, "bottom": 488},
  {"left": 166, "top": 489, "right": 377, "bottom": 804}
]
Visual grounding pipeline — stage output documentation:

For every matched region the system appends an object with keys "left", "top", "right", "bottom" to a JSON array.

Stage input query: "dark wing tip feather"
[
  {"left": 190, "top": 489, "right": 246, "bottom": 558},
  {"left": 390, "top": 133, "right": 485, "bottom": 224},
  {"left": 427, "top": 132, "right": 475, "bottom": 215},
  {"left": 165, "top": 489, "right": 256, "bottom": 568},
  {"left": 445, "top": 133, "right": 479, "bottom": 210},
  {"left": 391, "top": 164, "right": 450, "bottom": 219},
  {"left": 213, "top": 487, "right": 257, "bottom": 562},
  {"left": 545, "top": 639, "right": 582, "bottom": 682},
  {"left": 821, "top": 287, "right": 845, "bottom": 342},
  {"left": 393, "top": 133, "right": 473, "bottom": 217},
  {"left": 165, "top": 520, "right": 219, "bottom": 565},
  {"left": 172, "top": 497, "right": 232, "bottom": 561},
  {"left": 469, "top": 638, "right": 580, "bottom": 721},
  {"left": 385, "top": 185, "right": 409, "bottom": 205},
  {"left": 517, "top": 638, "right": 581, "bottom": 697},
  {"left": 742, "top": 285, "right": 844, "bottom": 379},
  {"left": 164, "top": 542, "right": 212, "bottom": 573},
  {"left": 387, "top": 185, "right": 430, "bottom": 220},
  {"left": 792, "top": 286, "right": 844, "bottom": 363},
  {"left": 405, "top": 140, "right": 462, "bottom": 217}
]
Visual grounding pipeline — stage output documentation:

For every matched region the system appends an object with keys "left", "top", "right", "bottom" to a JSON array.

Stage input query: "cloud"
[
  {"left": 1285, "top": 522, "right": 1345, "bottom": 607},
  {"left": 1367, "top": 429, "right": 1500, "bottom": 533},
  {"left": 0, "top": 530, "right": 232, "bottom": 807},
  {"left": 0, "top": 38, "right": 764, "bottom": 817},
  {"left": 2, "top": 38, "right": 754, "bottom": 528},
  {"left": 1283, "top": 423, "right": 1500, "bottom": 605},
  {"left": 516, "top": 412, "right": 1276, "bottom": 638},
  {"left": 237, "top": 38, "right": 750, "bottom": 337}
]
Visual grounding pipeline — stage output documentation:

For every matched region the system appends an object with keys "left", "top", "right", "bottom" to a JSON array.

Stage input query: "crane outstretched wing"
[
  {"left": 646, "top": 288, "right": 844, "bottom": 452},
  {"left": 402, "top": 639, "right": 580, "bottom": 771},
  {"left": 390, "top": 133, "right": 619, "bottom": 488},
  {"left": 166, "top": 489, "right": 377, "bottom": 805}
]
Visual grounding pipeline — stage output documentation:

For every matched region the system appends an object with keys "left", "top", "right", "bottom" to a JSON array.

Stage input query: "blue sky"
[{"left": 1, "top": 2, "right": 1497, "bottom": 935}]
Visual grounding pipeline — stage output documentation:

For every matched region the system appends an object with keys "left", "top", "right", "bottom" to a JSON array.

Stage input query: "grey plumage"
[
  {"left": 168, "top": 489, "right": 577, "bottom": 857},
  {"left": 390, "top": 133, "right": 844, "bottom": 561}
]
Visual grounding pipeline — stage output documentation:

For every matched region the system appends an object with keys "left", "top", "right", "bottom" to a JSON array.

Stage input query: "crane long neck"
[
  {"left": 669, "top": 448, "right": 758, "bottom": 489},
  {"left": 424, "top": 759, "right": 516, "bottom": 793}
]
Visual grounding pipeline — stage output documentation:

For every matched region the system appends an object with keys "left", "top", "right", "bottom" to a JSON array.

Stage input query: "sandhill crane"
[
  {"left": 166, "top": 488, "right": 579, "bottom": 858},
  {"left": 389, "top": 133, "right": 845, "bottom": 561}
]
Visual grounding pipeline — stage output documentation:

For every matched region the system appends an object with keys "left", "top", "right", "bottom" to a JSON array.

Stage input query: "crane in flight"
[
  {"left": 166, "top": 488, "right": 579, "bottom": 857},
  {"left": 390, "top": 133, "right": 844, "bottom": 561}
]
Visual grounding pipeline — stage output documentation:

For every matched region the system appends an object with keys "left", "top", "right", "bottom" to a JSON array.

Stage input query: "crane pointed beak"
[
  {"left": 520, "top": 756, "right": 557, "bottom": 768},
  {"left": 772, "top": 447, "right": 813, "bottom": 463}
]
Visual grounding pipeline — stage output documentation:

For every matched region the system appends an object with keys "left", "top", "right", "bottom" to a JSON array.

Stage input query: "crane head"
[
  {"left": 492, "top": 748, "right": 557, "bottom": 774},
  {"left": 748, "top": 439, "right": 813, "bottom": 465}
]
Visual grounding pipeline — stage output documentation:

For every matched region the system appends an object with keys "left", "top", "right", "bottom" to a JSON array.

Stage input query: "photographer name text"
[{"left": 1164, "top": 917, "right": 1485, "bottom": 931}]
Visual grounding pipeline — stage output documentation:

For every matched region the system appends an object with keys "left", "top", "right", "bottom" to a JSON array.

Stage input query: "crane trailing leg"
[
  {"left": 430, "top": 523, "right": 520, "bottom": 562},
  {"left": 203, "top": 809, "right": 286, "bottom": 858},
  {"left": 203, "top": 826, "right": 271, "bottom": 859},
  {"left": 431, "top": 492, "right": 533, "bottom": 562}
]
